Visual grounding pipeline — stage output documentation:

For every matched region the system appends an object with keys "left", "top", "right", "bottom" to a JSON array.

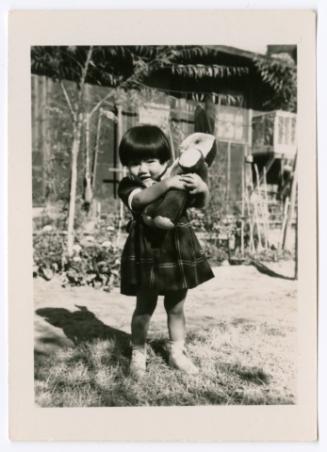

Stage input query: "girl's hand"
[
  {"left": 180, "top": 173, "right": 208, "bottom": 194},
  {"left": 166, "top": 175, "right": 187, "bottom": 190}
]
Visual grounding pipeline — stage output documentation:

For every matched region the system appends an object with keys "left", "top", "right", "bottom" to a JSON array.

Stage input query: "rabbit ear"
[
  {"left": 179, "top": 148, "right": 203, "bottom": 170},
  {"left": 180, "top": 133, "right": 215, "bottom": 158}
]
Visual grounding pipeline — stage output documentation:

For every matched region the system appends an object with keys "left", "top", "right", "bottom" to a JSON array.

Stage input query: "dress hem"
[{"left": 120, "top": 272, "right": 215, "bottom": 297}]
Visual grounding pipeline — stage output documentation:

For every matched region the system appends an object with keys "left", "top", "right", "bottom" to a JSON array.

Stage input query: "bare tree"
[
  {"left": 31, "top": 46, "right": 179, "bottom": 255},
  {"left": 31, "top": 45, "right": 296, "bottom": 256}
]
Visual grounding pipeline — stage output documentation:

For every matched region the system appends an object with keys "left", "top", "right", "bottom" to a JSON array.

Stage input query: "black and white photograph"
[
  {"left": 32, "top": 43, "right": 299, "bottom": 407},
  {"left": 7, "top": 9, "right": 317, "bottom": 441}
]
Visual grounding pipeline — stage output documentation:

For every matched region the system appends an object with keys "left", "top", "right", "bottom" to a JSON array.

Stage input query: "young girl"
[{"left": 118, "top": 124, "right": 214, "bottom": 378}]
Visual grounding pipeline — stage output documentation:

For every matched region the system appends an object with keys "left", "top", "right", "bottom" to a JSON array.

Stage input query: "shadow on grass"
[
  {"left": 36, "top": 305, "right": 131, "bottom": 355},
  {"left": 148, "top": 338, "right": 169, "bottom": 361},
  {"left": 250, "top": 259, "right": 296, "bottom": 280},
  {"left": 34, "top": 311, "right": 294, "bottom": 406},
  {"left": 220, "top": 362, "right": 271, "bottom": 385}
]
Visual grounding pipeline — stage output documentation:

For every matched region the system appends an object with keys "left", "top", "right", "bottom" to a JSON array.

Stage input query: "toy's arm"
[
  {"left": 181, "top": 168, "right": 210, "bottom": 209},
  {"left": 132, "top": 176, "right": 185, "bottom": 210},
  {"left": 188, "top": 184, "right": 210, "bottom": 208},
  {"left": 131, "top": 180, "right": 169, "bottom": 210},
  {"left": 144, "top": 178, "right": 209, "bottom": 230}
]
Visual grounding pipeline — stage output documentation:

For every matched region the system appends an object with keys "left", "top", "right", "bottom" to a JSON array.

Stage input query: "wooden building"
[{"left": 31, "top": 45, "right": 297, "bottom": 229}]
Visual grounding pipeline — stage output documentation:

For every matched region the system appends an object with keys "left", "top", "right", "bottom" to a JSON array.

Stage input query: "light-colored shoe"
[
  {"left": 168, "top": 341, "right": 199, "bottom": 375},
  {"left": 130, "top": 346, "right": 147, "bottom": 379}
]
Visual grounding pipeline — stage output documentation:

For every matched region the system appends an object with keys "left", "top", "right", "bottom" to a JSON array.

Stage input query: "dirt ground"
[
  {"left": 35, "top": 261, "right": 297, "bottom": 356},
  {"left": 34, "top": 261, "right": 298, "bottom": 406}
]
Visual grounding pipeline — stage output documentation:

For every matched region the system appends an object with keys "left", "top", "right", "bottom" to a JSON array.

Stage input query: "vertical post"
[
  {"left": 273, "top": 111, "right": 279, "bottom": 151},
  {"left": 34, "top": 76, "right": 40, "bottom": 203},
  {"left": 280, "top": 197, "right": 290, "bottom": 251},
  {"left": 263, "top": 167, "right": 270, "bottom": 248},
  {"left": 67, "top": 115, "right": 83, "bottom": 256},
  {"left": 248, "top": 108, "right": 253, "bottom": 152},
  {"left": 83, "top": 83, "right": 94, "bottom": 210},
  {"left": 227, "top": 141, "right": 231, "bottom": 213},
  {"left": 283, "top": 153, "right": 298, "bottom": 251},
  {"left": 92, "top": 109, "right": 102, "bottom": 191},
  {"left": 116, "top": 100, "right": 124, "bottom": 242},
  {"left": 40, "top": 76, "right": 50, "bottom": 203},
  {"left": 240, "top": 162, "right": 245, "bottom": 257},
  {"left": 294, "top": 188, "right": 298, "bottom": 279},
  {"left": 245, "top": 186, "right": 255, "bottom": 253},
  {"left": 84, "top": 111, "right": 93, "bottom": 207},
  {"left": 168, "top": 123, "right": 176, "bottom": 161},
  {"left": 116, "top": 101, "right": 124, "bottom": 175},
  {"left": 253, "top": 163, "right": 263, "bottom": 251}
]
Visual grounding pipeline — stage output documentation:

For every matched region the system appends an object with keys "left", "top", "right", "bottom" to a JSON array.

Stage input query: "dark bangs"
[{"left": 119, "top": 125, "right": 171, "bottom": 166}]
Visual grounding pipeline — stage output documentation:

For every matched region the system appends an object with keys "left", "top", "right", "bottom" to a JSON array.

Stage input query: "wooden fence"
[
  {"left": 32, "top": 75, "right": 252, "bottom": 215},
  {"left": 31, "top": 73, "right": 297, "bottom": 250}
]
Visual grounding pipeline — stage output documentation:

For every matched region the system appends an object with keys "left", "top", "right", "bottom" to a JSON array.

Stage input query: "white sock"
[
  {"left": 131, "top": 343, "right": 146, "bottom": 353},
  {"left": 168, "top": 339, "right": 185, "bottom": 352}
]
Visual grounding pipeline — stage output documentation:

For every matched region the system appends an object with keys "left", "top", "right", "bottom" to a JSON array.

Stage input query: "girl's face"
[{"left": 127, "top": 158, "right": 167, "bottom": 183}]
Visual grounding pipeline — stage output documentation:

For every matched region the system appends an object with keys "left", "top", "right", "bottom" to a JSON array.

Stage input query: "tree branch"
[
  {"left": 89, "top": 90, "right": 116, "bottom": 118},
  {"left": 88, "top": 69, "right": 144, "bottom": 118},
  {"left": 77, "top": 46, "right": 94, "bottom": 110},
  {"left": 60, "top": 81, "right": 76, "bottom": 121},
  {"left": 85, "top": 47, "right": 179, "bottom": 120}
]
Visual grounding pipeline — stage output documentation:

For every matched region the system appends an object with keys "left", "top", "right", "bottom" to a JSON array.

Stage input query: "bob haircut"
[{"left": 119, "top": 124, "right": 171, "bottom": 166}]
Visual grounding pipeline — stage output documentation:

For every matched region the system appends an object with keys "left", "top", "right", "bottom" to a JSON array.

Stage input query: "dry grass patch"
[
  {"left": 34, "top": 265, "right": 297, "bottom": 406},
  {"left": 35, "top": 318, "right": 296, "bottom": 407}
]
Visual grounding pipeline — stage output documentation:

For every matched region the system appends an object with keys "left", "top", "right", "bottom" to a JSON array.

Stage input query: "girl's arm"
[
  {"left": 181, "top": 173, "right": 210, "bottom": 208},
  {"left": 131, "top": 175, "right": 186, "bottom": 210},
  {"left": 193, "top": 184, "right": 210, "bottom": 208}
]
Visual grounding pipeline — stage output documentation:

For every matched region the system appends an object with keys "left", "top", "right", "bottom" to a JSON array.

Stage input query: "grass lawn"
[{"left": 34, "top": 263, "right": 297, "bottom": 407}]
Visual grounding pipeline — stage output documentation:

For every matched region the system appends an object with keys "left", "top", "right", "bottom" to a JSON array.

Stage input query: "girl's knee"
[
  {"left": 164, "top": 289, "right": 187, "bottom": 314},
  {"left": 135, "top": 290, "right": 158, "bottom": 315},
  {"left": 166, "top": 304, "right": 184, "bottom": 316}
]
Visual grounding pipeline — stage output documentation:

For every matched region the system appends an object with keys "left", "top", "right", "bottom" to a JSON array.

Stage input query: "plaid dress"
[{"left": 118, "top": 176, "right": 214, "bottom": 296}]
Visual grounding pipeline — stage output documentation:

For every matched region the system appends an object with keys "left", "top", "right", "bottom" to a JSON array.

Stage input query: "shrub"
[
  {"left": 33, "top": 227, "right": 65, "bottom": 279},
  {"left": 33, "top": 224, "right": 121, "bottom": 291},
  {"left": 62, "top": 238, "right": 121, "bottom": 291},
  {"left": 202, "top": 240, "right": 229, "bottom": 265},
  {"left": 188, "top": 208, "right": 221, "bottom": 233}
]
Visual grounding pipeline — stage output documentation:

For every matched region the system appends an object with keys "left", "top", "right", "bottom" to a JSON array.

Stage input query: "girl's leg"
[
  {"left": 163, "top": 289, "right": 187, "bottom": 342},
  {"left": 132, "top": 289, "right": 158, "bottom": 347},
  {"left": 164, "top": 290, "right": 198, "bottom": 375},
  {"left": 130, "top": 289, "right": 158, "bottom": 379}
]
